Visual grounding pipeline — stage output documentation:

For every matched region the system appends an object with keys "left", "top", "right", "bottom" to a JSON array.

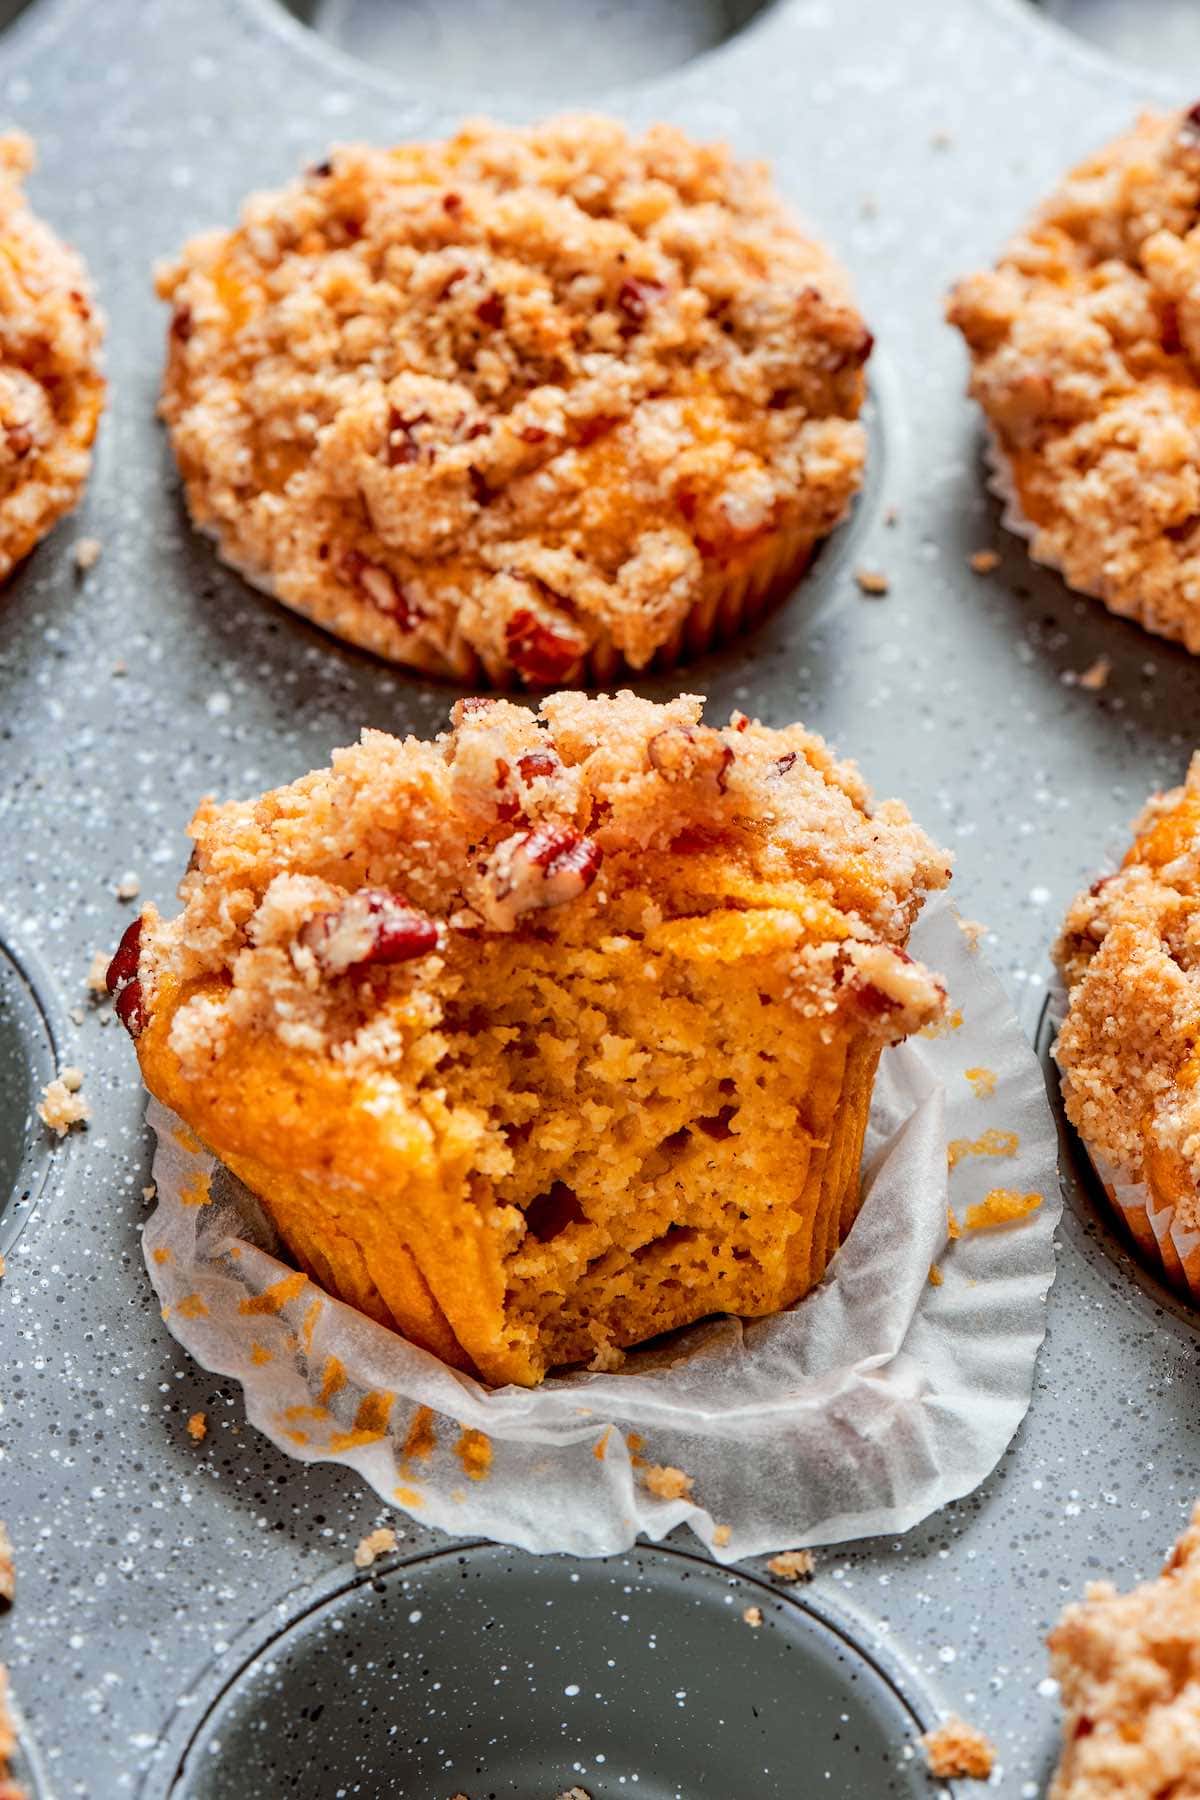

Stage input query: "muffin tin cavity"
[
  {"left": 0, "top": 933, "right": 57, "bottom": 1261},
  {"left": 164, "top": 1542, "right": 936, "bottom": 1798},
  {"left": 1038, "top": 997, "right": 1200, "bottom": 1335},
  {"left": 275, "top": 0, "right": 775, "bottom": 98},
  {"left": 1028, "top": 0, "right": 1200, "bottom": 73}
]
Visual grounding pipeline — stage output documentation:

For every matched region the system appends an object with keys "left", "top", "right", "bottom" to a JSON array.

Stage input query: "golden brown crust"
[
  {"left": 948, "top": 107, "right": 1200, "bottom": 652},
  {"left": 0, "top": 132, "right": 103, "bottom": 579},
  {"left": 123, "top": 692, "right": 949, "bottom": 1385},
  {"left": 1053, "top": 755, "right": 1200, "bottom": 1228},
  {"left": 1047, "top": 1503, "right": 1200, "bottom": 1799},
  {"left": 156, "top": 115, "right": 868, "bottom": 681}
]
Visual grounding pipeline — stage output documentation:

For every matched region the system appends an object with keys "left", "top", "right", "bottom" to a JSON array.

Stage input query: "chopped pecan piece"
[
  {"left": 482, "top": 827, "right": 602, "bottom": 930},
  {"left": 616, "top": 277, "right": 663, "bottom": 329},
  {"left": 476, "top": 290, "right": 505, "bottom": 329},
  {"left": 107, "top": 917, "right": 147, "bottom": 1039},
  {"left": 299, "top": 890, "right": 439, "bottom": 976},
  {"left": 517, "top": 748, "right": 559, "bottom": 783},
  {"left": 338, "top": 549, "right": 420, "bottom": 631},
  {"left": 504, "top": 608, "right": 583, "bottom": 685},
  {"left": 648, "top": 724, "right": 733, "bottom": 792}
]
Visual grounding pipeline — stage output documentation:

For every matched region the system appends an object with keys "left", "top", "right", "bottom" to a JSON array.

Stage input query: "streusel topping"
[
  {"left": 1048, "top": 1502, "right": 1200, "bottom": 1799},
  {"left": 134, "top": 691, "right": 948, "bottom": 1076},
  {"left": 0, "top": 132, "right": 103, "bottom": 580},
  {"left": 1055, "top": 754, "right": 1200, "bottom": 1216},
  {"left": 949, "top": 106, "right": 1200, "bottom": 652},
  {"left": 156, "top": 115, "right": 869, "bottom": 679}
]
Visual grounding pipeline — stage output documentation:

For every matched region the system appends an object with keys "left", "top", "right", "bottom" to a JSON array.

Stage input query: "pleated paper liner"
[{"left": 1079, "top": 1135, "right": 1200, "bottom": 1306}]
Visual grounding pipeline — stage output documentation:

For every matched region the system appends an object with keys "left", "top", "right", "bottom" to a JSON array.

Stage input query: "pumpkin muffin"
[
  {"left": 948, "top": 105, "right": 1200, "bottom": 653},
  {"left": 0, "top": 132, "right": 103, "bottom": 581},
  {"left": 109, "top": 692, "right": 949, "bottom": 1387},
  {"left": 1047, "top": 1502, "right": 1200, "bottom": 1798},
  {"left": 155, "top": 114, "right": 870, "bottom": 685},
  {"left": 1054, "top": 755, "right": 1200, "bottom": 1299}
]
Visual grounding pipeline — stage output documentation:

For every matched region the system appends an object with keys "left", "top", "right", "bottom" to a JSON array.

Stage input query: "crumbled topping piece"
[
  {"left": 766, "top": 1549, "right": 815, "bottom": 1582},
  {"left": 968, "top": 548, "right": 1000, "bottom": 574},
  {"left": 480, "top": 827, "right": 602, "bottom": 932},
  {"left": 299, "top": 889, "right": 440, "bottom": 977},
  {"left": 1077, "top": 655, "right": 1112, "bottom": 692},
  {"left": 919, "top": 1716, "right": 996, "bottom": 1780},
  {"left": 37, "top": 1069, "right": 89, "bottom": 1137},
  {"left": 186, "top": 1411, "right": 207, "bottom": 1442},
  {"left": 115, "top": 871, "right": 140, "bottom": 902},
  {"left": 86, "top": 950, "right": 110, "bottom": 996},
  {"left": 354, "top": 1526, "right": 398, "bottom": 1568},
  {"left": 713, "top": 1524, "right": 732, "bottom": 1548},
  {"left": 641, "top": 1463, "right": 694, "bottom": 1502},
  {"left": 73, "top": 535, "right": 101, "bottom": 572},
  {"left": 854, "top": 565, "right": 890, "bottom": 595},
  {"left": 0, "top": 1525, "right": 12, "bottom": 1609},
  {"left": 742, "top": 1605, "right": 764, "bottom": 1628}
]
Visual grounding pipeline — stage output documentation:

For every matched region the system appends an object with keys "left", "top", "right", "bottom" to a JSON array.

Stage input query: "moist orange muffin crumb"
[
  {"left": 918, "top": 1716, "right": 996, "bottom": 1781},
  {"left": 949, "top": 106, "right": 1200, "bottom": 653},
  {"left": 1047, "top": 1503, "right": 1200, "bottom": 1798},
  {"left": 1055, "top": 756, "right": 1200, "bottom": 1247},
  {"left": 0, "top": 132, "right": 103, "bottom": 582},
  {"left": 156, "top": 114, "right": 870, "bottom": 683},
  {"left": 110, "top": 690, "right": 949, "bottom": 1387}
]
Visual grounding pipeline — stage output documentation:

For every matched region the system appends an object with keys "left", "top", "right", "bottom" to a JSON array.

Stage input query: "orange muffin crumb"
[
  {"left": 1048, "top": 1503, "right": 1200, "bottom": 1798},
  {"left": 766, "top": 1549, "right": 814, "bottom": 1581},
  {"left": 919, "top": 1716, "right": 996, "bottom": 1780},
  {"left": 641, "top": 1464, "right": 694, "bottom": 1502},
  {"left": 185, "top": 1410, "right": 207, "bottom": 1442},
  {"left": 965, "top": 1189, "right": 1042, "bottom": 1230},
  {"left": 156, "top": 115, "right": 869, "bottom": 683},
  {"left": 112, "top": 691, "right": 948, "bottom": 1387}
]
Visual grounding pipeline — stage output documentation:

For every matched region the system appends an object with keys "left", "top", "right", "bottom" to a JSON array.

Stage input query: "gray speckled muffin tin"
[{"left": 2, "top": 0, "right": 1199, "bottom": 1794}]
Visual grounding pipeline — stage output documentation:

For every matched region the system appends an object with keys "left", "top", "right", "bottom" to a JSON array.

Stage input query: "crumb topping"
[
  {"left": 766, "top": 1548, "right": 815, "bottom": 1581},
  {"left": 641, "top": 1463, "right": 694, "bottom": 1502},
  {"left": 949, "top": 106, "right": 1200, "bottom": 653},
  {"left": 353, "top": 1526, "right": 398, "bottom": 1568},
  {"left": 1048, "top": 1501, "right": 1200, "bottom": 1798},
  {"left": 37, "top": 1069, "right": 89, "bottom": 1137},
  {"left": 156, "top": 114, "right": 869, "bottom": 678},
  {"left": 0, "top": 132, "right": 103, "bottom": 582},
  {"left": 1054, "top": 755, "right": 1200, "bottom": 1221},
  {"left": 919, "top": 1716, "right": 996, "bottom": 1781}
]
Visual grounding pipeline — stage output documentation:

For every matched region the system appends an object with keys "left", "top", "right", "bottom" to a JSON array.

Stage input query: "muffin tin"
[{"left": 3, "top": 0, "right": 1200, "bottom": 1794}]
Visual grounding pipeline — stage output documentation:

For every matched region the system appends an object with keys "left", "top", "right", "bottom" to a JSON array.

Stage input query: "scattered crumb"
[
  {"left": 73, "top": 534, "right": 101, "bottom": 572},
  {"left": 586, "top": 1338, "right": 625, "bottom": 1373},
  {"left": 743, "top": 1604, "right": 764, "bottom": 1627},
  {"left": 557, "top": 1791, "right": 592, "bottom": 1800},
  {"left": 111, "top": 658, "right": 127, "bottom": 677},
  {"left": 884, "top": 504, "right": 899, "bottom": 526},
  {"left": 956, "top": 917, "right": 987, "bottom": 952},
  {"left": 854, "top": 565, "right": 890, "bottom": 596},
  {"left": 354, "top": 1526, "right": 398, "bottom": 1569},
  {"left": 186, "top": 1411, "right": 207, "bottom": 1443},
  {"left": 947, "top": 1205, "right": 961, "bottom": 1240},
  {"left": 37, "top": 1070, "right": 90, "bottom": 1137},
  {"left": 964, "top": 1065, "right": 997, "bottom": 1099},
  {"left": 929, "top": 1263, "right": 944, "bottom": 1286},
  {"left": 965, "top": 1188, "right": 1043, "bottom": 1230},
  {"left": 86, "top": 950, "right": 110, "bottom": 996},
  {"left": 767, "top": 1549, "right": 815, "bottom": 1582},
  {"left": 1078, "top": 654, "right": 1112, "bottom": 691},
  {"left": 142, "top": 1184, "right": 157, "bottom": 1203},
  {"left": 454, "top": 1427, "right": 493, "bottom": 1482},
  {"left": 114, "top": 871, "right": 140, "bottom": 901},
  {"left": 641, "top": 1463, "right": 694, "bottom": 1502},
  {"left": 0, "top": 1524, "right": 12, "bottom": 1608},
  {"left": 947, "top": 1128, "right": 1019, "bottom": 1170},
  {"left": 919, "top": 1716, "right": 996, "bottom": 1780},
  {"left": 713, "top": 1524, "right": 732, "bottom": 1548},
  {"left": 0, "top": 1255, "right": 5, "bottom": 1282},
  {"left": 968, "top": 548, "right": 1000, "bottom": 574}
]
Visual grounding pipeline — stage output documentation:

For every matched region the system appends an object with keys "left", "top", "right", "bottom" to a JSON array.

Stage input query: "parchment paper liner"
[{"left": 142, "top": 894, "right": 1061, "bottom": 1560}]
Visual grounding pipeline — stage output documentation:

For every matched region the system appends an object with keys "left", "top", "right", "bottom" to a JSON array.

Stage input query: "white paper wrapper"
[{"left": 142, "top": 894, "right": 1061, "bottom": 1560}]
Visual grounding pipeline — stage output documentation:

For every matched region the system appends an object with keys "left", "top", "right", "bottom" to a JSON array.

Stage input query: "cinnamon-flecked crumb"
[
  {"left": 186, "top": 1410, "right": 207, "bottom": 1442},
  {"left": 642, "top": 1463, "right": 694, "bottom": 1502},
  {"left": 742, "top": 1604, "right": 763, "bottom": 1627},
  {"left": 354, "top": 1526, "right": 398, "bottom": 1568},
  {"left": 1055, "top": 755, "right": 1200, "bottom": 1225},
  {"left": 919, "top": 1716, "right": 996, "bottom": 1780},
  {"left": 37, "top": 1069, "right": 89, "bottom": 1137},
  {"left": 1048, "top": 1502, "right": 1200, "bottom": 1797},
  {"left": 767, "top": 1549, "right": 815, "bottom": 1581},
  {"left": 156, "top": 115, "right": 869, "bottom": 683},
  {"left": 949, "top": 106, "right": 1200, "bottom": 654}
]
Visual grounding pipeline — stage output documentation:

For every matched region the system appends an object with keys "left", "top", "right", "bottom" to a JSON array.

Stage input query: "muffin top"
[
  {"left": 156, "top": 114, "right": 870, "bottom": 680},
  {"left": 948, "top": 106, "right": 1200, "bottom": 651},
  {"left": 0, "top": 131, "right": 104, "bottom": 580},
  {"left": 1055, "top": 755, "right": 1200, "bottom": 1201},
  {"left": 121, "top": 692, "right": 949, "bottom": 1078}
]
